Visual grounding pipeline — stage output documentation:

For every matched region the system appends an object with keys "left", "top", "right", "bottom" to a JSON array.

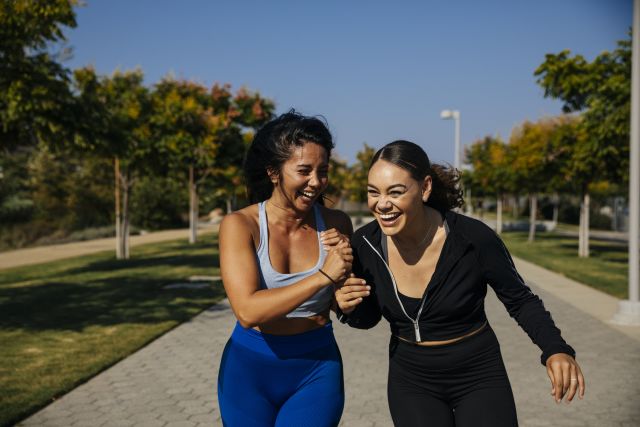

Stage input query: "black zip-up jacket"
[{"left": 340, "top": 211, "right": 575, "bottom": 365}]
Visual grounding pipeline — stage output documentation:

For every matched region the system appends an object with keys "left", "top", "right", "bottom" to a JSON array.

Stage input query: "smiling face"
[
  {"left": 367, "top": 159, "right": 432, "bottom": 236},
  {"left": 269, "top": 141, "right": 329, "bottom": 211}
]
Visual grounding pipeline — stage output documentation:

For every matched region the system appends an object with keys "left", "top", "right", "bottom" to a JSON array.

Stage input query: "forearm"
[
  {"left": 512, "top": 298, "right": 575, "bottom": 365},
  {"left": 234, "top": 272, "right": 331, "bottom": 328}
]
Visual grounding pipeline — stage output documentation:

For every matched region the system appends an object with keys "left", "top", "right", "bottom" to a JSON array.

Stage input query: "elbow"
[{"left": 235, "top": 308, "right": 261, "bottom": 329}]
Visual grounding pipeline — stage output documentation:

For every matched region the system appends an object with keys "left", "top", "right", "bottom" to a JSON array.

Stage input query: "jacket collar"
[{"left": 355, "top": 210, "right": 472, "bottom": 283}]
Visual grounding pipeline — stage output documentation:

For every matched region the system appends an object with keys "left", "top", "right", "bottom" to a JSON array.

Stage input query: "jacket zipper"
[{"left": 362, "top": 236, "right": 428, "bottom": 342}]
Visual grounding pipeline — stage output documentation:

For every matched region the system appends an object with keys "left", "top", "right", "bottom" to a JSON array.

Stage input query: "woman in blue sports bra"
[{"left": 217, "top": 110, "right": 354, "bottom": 426}]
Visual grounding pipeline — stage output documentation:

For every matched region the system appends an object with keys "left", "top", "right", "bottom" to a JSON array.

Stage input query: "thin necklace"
[{"left": 394, "top": 210, "right": 437, "bottom": 250}]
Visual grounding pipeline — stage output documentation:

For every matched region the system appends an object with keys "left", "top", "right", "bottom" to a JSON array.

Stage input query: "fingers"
[
  {"left": 321, "top": 229, "right": 349, "bottom": 249},
  {"left": 553, "top": 363, "right": 564, "bottom": 403},
  {"left": 565, "top": 365, "right": 579, "bottom": 403},
  {"left": 335, "top": 278, "right": 370, "bottom": 312},
  {"left": 546, "top": 365, "right": 556, "bottom": 398},
  {"left": 546, "top": 354, "right": 585, "bottom": 404},
  {"left": 577, "top": 365, "right": 586, "bottom": 399}
]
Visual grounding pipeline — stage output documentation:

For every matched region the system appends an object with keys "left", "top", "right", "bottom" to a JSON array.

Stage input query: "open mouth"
[
  {"left": 377, "top": 212, "right": 401, "bottom": 226},
  {"left": 297, "top": 190, "right": 317, "bottom": 201}
]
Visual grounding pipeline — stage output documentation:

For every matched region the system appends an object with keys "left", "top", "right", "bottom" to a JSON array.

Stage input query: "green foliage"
[
  {"left": 28, "top": 146, "right": 113, "bottom": 230},
  {"left": 345, "top": 143, "right": 376, "bottom": 203},
  {"left": 535, "top": 36, "right": 631, "bottom": 184},
  {"left": 130, "top": 176, "right": 187, "bottom": 230},
  {"left": 464, "top": 136, "right": 511, "bottom": 196},
  {"left": 0, "top": 0, "right": 79, "bottom": 150},
  {"left": 73, "top": 67, "right": 154, "bottom": 169},
  {"left": 508, "top": 117, "right": 573, "bottom": 194},
  {"left": 326, "top": 156, "right": 349, "bottom": 199}
]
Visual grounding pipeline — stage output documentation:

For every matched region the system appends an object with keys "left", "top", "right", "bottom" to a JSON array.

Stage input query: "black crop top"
[{"left": 338, "top": 210, "right": 575, "bottom": 365}]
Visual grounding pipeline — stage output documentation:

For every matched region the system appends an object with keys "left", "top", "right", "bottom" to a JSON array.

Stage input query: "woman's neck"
[
  {"left": 265, "top": 196, "right": 314, "bottom": 231},
  {"left": 391, "top": 205, "right": 441, "bottom": 250}
]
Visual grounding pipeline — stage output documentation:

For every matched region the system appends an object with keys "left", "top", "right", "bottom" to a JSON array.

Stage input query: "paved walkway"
[
  {"left": 16, "top": 256, "right": 640, "bottom": 427},
  {"left": 0, "top": 225, "right": 218, "bottom": 271}
]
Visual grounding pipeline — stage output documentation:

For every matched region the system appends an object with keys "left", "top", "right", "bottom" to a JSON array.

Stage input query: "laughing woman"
[
  {"left": 217, "top": 111, "right": 353, "bottom": 426},
  {"left": 336, "top": 140, "right": 585, "bottom": 427}
]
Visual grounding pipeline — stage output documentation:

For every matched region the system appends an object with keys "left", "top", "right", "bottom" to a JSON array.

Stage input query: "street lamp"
[
  {"left": 613, "top": 0, "right": 640, "bottom": 325},
  {"left": 440, "top": 109, "right": 461, "bottom": 170}
]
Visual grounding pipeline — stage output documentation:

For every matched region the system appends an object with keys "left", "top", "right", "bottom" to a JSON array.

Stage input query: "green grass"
[
  {"left": 0, "top": 235, "right": 225, "bottom": 427},
  {"left": 500, "top": 232, "right": 628, "bottom": 298}
]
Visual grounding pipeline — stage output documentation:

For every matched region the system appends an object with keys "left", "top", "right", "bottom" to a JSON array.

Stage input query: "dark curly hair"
[
  {"left": 243, "top": 110, "right": 334, "bottom": 204},
  {"left": 371, "top": 140, "right": 464, "bottom": 211}
]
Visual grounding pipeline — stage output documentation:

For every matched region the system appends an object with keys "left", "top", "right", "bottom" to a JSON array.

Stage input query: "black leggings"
[{"left": 387, "top": 326, "right": 518, "bottom": 427}]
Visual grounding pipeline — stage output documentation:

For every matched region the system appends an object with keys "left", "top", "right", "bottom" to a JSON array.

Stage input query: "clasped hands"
[{"left": 320, "top": 229, "right": 370, "bottom": 313}]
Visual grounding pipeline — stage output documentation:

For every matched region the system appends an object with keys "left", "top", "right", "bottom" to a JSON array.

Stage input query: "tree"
[
  {"left": 73, "top": 67, "right": 153, "bottom": 259},
  {"left": 0, "top": 0, "right": 79, "bottom": 151},
  {"left": 465, "top": 136, "right": 510, "bottom": 233},
  {"left": 345, "top": 143, "right": 376, "bottom": 216},
  {"left": 535, "top": 36, "right": 631, "bottom": 256},
  {"left": 509, "top": 118, "right": 567, "bottom": 242},
  {"left": 326, "top": 156, "right": 349, "bottom": 208},
  {"left": 151, "top": 81, "right": 273, "bottom": 242}
]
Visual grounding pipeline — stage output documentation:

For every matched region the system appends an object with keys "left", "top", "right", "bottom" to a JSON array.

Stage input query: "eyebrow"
[
  {"left": 296, "top": 163, "right": 328, "bottom": 168},
  {"left": 367, "top": 184, "right": 408, "bottom": 191}
]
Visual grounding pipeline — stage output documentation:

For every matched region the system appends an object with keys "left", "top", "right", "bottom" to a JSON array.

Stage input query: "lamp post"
[
  {"left": 440, "top": 109, "right": 461, "bottom": 170},
  {"left": 613, "top": 0, "right": 640, "bottom": 325}
]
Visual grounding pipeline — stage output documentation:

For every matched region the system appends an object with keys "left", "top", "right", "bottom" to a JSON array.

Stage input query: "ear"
[
  {"left": 267, "top": 167, "right": 279, "bottom": 185},
  {"left": 422, "top": 175, "right": 433, "bottom": 203}
]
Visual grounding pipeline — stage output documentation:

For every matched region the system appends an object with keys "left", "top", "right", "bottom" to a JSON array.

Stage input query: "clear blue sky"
[{"left": 64, "top": 0, "right": 632, "bottom": 165}]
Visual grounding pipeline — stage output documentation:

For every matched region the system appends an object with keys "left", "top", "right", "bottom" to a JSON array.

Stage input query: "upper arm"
[
  {"left": 219, "top": 212, "right": 261, "bottom": 315},
  {"left": 477, "top": 226, "right": 538, "bottom": 315}
]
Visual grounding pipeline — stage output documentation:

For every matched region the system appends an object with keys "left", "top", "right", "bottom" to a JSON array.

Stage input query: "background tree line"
[
  {"left": 0, "top": 0, "right": 276, "bottom": 257},
  {"left": 464, "top": 33, "right": 631, "bottom": 258},
  {"left": 1, "top": 2, "right": 631, "bottom": 263}
]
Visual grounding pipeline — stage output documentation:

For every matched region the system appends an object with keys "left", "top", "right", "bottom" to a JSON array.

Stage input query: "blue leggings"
[{"left": 217, "top": 322, "right": 344, "bottom": 427}]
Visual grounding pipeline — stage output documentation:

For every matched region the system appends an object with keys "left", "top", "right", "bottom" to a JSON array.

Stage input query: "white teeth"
[
  {"left": 380, "top": 213, "right": 400, "bottom": 220},
  {"left": 302, "top": 191, "right": 315, "bottom": 198}
]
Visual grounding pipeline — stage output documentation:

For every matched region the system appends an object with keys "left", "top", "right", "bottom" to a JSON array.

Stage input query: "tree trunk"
[
  {"left": 579, "top": 192, "right": 590, "bottom": 258},
  {"left": 528, "top": 193, "right": 537, "bottom": 243},
  {"left": 226, "top": 198, "right": 232, "bottom": 214},
  {"left": 512, "top": 195, "right": 519, "bottom": 220},
  {"left": 496, "top": 194, "right": 503, "bottom": 234},
  {"left": 552, "top": 192, "right": 559, "bottom": 227},
  {"left": 122, "top": 172, "right": 130, "bottom": 259},
  {"left": 115, "top": 157, "right": 123, "bottom": 259},
  {"left": 189, "top": 165, "right": 198, "bottom": 244},
  {"left": 466, "top": 187, "right": 473, "bottom": 215}
]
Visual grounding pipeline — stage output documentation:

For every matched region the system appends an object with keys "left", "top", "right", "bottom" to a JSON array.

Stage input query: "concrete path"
[
  {"left": 17, "top": 256, "right": 640, "bottom": 427},
  {"left": 0, "top": 225, "right": 218, "bottom": 271}
]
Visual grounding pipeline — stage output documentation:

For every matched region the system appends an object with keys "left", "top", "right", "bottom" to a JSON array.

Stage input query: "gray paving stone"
[{"left": 17, "top": 263, "right": 640, "bottom": 427}]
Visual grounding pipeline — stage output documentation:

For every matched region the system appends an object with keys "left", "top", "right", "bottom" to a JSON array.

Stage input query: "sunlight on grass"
[
  {"left": 501, "top": 232, "right": 628, "bottom": 298},
  {"left": 0, "top": 234, "right": 224, "bottom": 427}
]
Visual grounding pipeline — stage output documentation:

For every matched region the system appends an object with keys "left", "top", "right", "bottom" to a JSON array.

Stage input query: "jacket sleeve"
[
  {"left": 478, "top": 227, "right": 575, "bottom": 365},
  {"left": 337, "top": 247, "right": 382, "bottom": 329}
]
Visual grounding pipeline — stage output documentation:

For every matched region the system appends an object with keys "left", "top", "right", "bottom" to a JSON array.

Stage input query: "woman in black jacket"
[{"left": 335, "top": 140, "right": 585, "bottom": 427}]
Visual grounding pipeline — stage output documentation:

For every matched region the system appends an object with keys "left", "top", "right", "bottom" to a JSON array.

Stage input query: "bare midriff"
[
  {"left": 396, "top": 321, "right": 488, "bottom": 346},
  {"left": 253, "top": 309, "right": 331, "bottom": 335}
]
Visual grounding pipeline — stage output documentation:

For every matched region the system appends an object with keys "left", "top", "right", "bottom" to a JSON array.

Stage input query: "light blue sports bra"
[{"left": 256, "top": 201, "right": 333, "bottom": 318}]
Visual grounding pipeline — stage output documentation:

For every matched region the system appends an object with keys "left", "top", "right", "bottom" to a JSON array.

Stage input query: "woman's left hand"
[
  {"left": 320, "top": 228, "right": 350, "bottom": 250},
  {"left": 545, "top": 353, "right": 585, "bottom": 403}
]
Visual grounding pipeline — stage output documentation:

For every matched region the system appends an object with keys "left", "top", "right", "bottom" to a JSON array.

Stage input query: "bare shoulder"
[
  {"left": 319, "top": 205, "right": 354, "bottom": 237},
  {"left": 220, "top": 204, "right": 260, "bottom": 240}
]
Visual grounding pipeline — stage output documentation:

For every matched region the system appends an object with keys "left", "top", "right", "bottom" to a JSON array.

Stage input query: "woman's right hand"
[
  {"left": 320, "top": 241, "right": 353, "bottom": 284},
  {"left": 335, "top": 274, "right": 370, "bottom": 314}
]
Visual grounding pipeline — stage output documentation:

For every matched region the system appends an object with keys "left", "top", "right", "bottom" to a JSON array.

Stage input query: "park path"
[
  {"left": 0, "top": 225, "right": 218, "bottom": 271},
  {"left": 16, "top": 257, "right": 640, "bottom": 427}
]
